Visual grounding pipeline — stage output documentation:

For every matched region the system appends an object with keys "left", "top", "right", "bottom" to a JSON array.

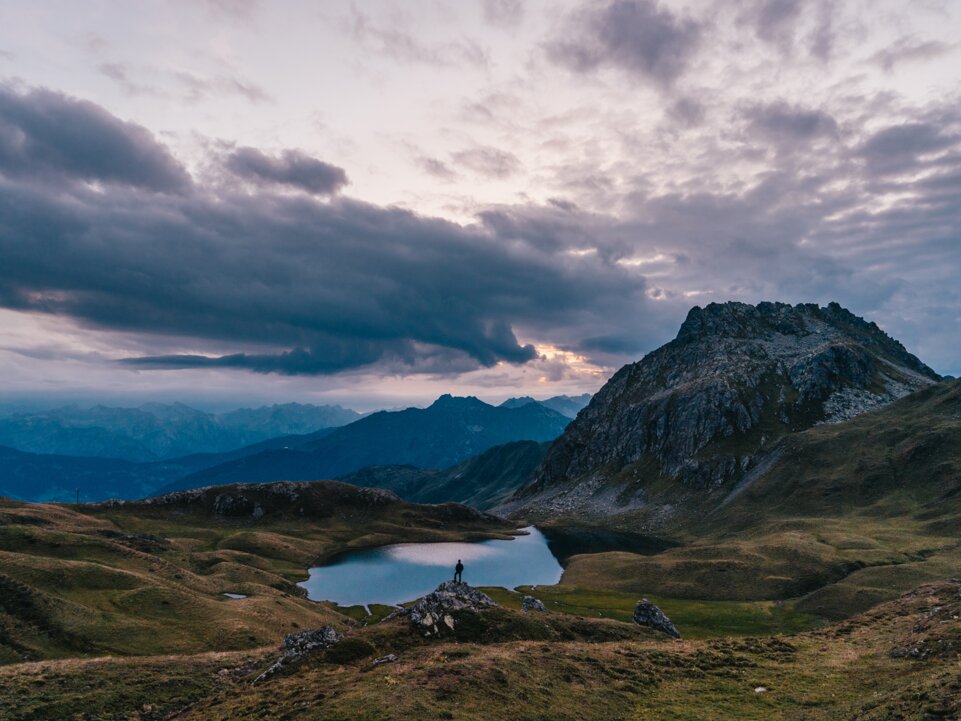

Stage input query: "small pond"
[{"left": 298, "top": 526, "right": 563, "bottom": 607}]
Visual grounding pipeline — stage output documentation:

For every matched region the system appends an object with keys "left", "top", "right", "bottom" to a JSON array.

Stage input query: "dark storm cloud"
[
  {"left": 0, "top": 177, "right": 582, "bottom": 374},
  {"left": 3, "top": 83, "right": 961, "bottom": 378},
  {"left": 128, "top": 326, "right": 533, "bottom": 375},
  {"left": 225, "top": 147, "right": 349, "bottom": 195},
  {"left": 0, "top": 84, "right": 190, "bottom": 192},
  {"left": 546, "top": 0, "right": 703, "bottom": 88},
  {"left": 0, "top": 86, "right": 666, "bottom": 376}
]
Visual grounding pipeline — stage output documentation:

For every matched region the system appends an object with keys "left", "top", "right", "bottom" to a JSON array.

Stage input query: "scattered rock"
[
  {"left": 385, "top": 581, "right": 497, "bottom": 636},
  {"left": 282, "top": 626, "right": 343, "bottom": 656},
  {"left": 633, "top": 598, "right": 681, "bottom": 639},
  {"left": 253, "top": 626, "right": 343, "bottom": 683},
  {"left": 522, "top": 595, "right": 547, "bottom": 612},
  {"left": 754, "top": 686, "right": 768, "bottom": 694},
  {"left": 371, "top": 654, "right": 398, "bottom": 666}
]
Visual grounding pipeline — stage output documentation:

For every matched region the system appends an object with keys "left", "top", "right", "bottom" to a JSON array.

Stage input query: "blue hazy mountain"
[
  {"left": 162, "top": 395, "right": 570, "bottom": 493},
  {"left": 0, "top": 402, "right": 360, "bottom": 461},
  {"left": 498, "top": 393, "right": 592, "bottom": 419}
]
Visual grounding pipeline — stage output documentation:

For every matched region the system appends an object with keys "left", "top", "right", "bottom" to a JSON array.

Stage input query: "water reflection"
[{"left": 298, "top": 526, "right": 562, "bottom": 607}]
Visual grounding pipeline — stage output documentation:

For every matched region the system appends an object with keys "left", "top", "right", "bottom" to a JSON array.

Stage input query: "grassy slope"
[
  {"left": 549, "top": 380, "right": 961, "bottom": 619},
  {"left": 0, "top": 485, "right": 515, "bottom": 664},
  {"left": 1, "top": 580, "right": 958, "bottom": 721},
  {"left": 338, "top": 440, "right": 549, "bottom": 511}
]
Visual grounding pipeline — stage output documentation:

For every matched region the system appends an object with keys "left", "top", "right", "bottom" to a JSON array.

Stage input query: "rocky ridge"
[
  {"left": 508, "top": 301, "right": 940, "bottom": 526},
  {"left": 94, "top": 479, "right": 501, "bottom": 525}
]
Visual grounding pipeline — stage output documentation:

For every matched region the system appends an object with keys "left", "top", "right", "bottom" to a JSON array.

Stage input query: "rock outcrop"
[
  {"left": 508, "top": 301, "right": 939, "bottom": 527},
  {"left": 522, "top": 595, "right": 547, "bottom": 612},
  {"left": 253, "top": 626, "right": 343, "bottom": 683},
  {"left": 633, "top": 599, "right": 680, "bottom": 638},
  {"left": 386, "top": 581, "right": 497, "bottom": 636}
]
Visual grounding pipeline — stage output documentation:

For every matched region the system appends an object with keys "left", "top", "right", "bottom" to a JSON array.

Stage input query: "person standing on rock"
[{"left": 454, "top": 559, "right": 464, "bottom": 583}]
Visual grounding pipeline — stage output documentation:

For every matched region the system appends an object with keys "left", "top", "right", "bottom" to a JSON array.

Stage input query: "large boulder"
[
  {"left": 387, "top": 580, "right": 498, "bottom": 636},
  {"left": 522, "top": 595, "right": 547, "bottom": 612},
  {"left": 632, "top": 599, "right": 680, "bottom": 638}
]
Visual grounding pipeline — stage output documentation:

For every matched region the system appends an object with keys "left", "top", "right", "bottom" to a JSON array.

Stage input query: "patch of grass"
[
  {"left": 513, "top": 585, "right": 823, "bottom": 639},
  {"left": 0, "top": 494, "right": 514, "bottom": 663}
]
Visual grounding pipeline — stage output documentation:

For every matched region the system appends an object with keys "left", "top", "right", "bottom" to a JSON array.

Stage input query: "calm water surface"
[{"left": 298, "top": 526, "right": 562, "bottom": 607}]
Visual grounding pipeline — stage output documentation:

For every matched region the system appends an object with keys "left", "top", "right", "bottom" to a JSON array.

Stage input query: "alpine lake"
[{"left": 298, "top": 525, "right": 676, "bottom": 609}]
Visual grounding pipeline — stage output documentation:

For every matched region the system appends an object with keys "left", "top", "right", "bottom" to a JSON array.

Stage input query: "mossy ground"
[
  {"left": 2, "top": 581, "right": 958, "bottom": 721},
  {"left": 0, "top": 497, "right": 513, "bottom": 662},
  {"left": 485, "top": 586, "right": 823, "bottom": 639}
]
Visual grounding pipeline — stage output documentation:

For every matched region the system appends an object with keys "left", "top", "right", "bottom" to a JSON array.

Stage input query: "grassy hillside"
[
  {"left": 539, "top": 380, "right": 961, "bottom": 619},
  {"left": 338, "top": 440, "right": 549, "bottom": 510},
  {"left": 0, "top": 482, "right": 514, "bottom": 664},
  {"left": 2, "top": 579, "right": 958, "bottom": 720}
]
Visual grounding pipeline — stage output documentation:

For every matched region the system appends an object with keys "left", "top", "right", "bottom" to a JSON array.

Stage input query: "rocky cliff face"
[{"left": 508, "top": 301, "right": 940, "bottom": 527}]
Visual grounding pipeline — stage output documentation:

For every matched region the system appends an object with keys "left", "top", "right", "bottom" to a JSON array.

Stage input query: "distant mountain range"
[
  {"left": 162, "top": 395, "right": 569, "bottom": 493},
  {"left": 499, "top": 394, "right": 592, "bottom": 418},
  {"left": 0, "top": 402, "right": 361, "bottom": 461},
  {"left": 0, "top": 395, "right": 572, "bottom": 502}
]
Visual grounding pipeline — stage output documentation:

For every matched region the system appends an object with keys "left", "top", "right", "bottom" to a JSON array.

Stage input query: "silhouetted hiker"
[{"left": 454, "top": 559, "right": 464, "bottom": 583}]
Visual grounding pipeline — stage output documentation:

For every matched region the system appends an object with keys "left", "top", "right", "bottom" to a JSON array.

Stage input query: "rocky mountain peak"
[
  {"left": 507, "top": 301, "right": 940, "bottom": 526},
  {"left": 429, "top": 394, "right": 488, "bottom": 410}
]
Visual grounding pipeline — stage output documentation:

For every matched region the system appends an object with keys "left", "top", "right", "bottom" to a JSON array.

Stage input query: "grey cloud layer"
[
  {"left": 546, "top": 0, "right": 703, "bottom": 87},
  {"left": 0, "top": 85, "right": 662, "bottom": 376},
  {"left": 0, "top": 84, "right": 190, "bottom": 192},
  {"left": 225, "top": 147, "right": 349, "bottom": 195},
  {"left": 2, "top": 61, "right": 960, "bottom": 379}
]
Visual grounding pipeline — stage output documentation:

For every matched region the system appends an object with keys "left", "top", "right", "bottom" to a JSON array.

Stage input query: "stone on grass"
[
  {"left": 632, "top": 598, "right": 680, "bottom": 639},
  {"left": 253, "top": 625, "right": 343, "bottom": 683},
  {"left": 522, "top": 595, "right": 547, "bottom": 612},
  {"left": 385, "top": 580, "right": 497, "bottom": 636}
]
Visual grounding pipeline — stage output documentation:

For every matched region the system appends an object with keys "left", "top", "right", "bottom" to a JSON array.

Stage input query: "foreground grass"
[
  {"left": 489, "top": 586, "right": 824, "bottom": 639},
  {"left": 2, "top": 580, "right": 958, "bottom": 721}
]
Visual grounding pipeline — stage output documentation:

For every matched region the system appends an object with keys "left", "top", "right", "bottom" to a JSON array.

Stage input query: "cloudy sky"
[{"left": 0, "top": 0, "right": 959, "bottom": 411}]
